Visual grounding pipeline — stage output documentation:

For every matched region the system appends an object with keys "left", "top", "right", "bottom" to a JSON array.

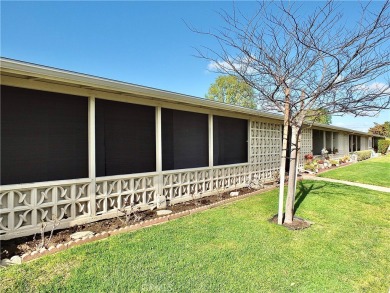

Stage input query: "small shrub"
[
  {"left": 304, "top": 163, "right": 316, "bottom": 171},
  {"left": 330, "top": 159, "right": 339, "bottom": 166},
  {"left": 354, "top": 150, "right": 372, "bottom": 161},
  {"left": 339, "top": 156, "right": 349, "bottom": 163},
  {"left": 378, "top": 139, "right": 390, "bottom": 154},
  {"left": 304, "top": 153, "right": 313, "bottom": 160}
]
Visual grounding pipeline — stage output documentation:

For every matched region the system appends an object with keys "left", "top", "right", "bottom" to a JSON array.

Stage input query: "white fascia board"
[{"left": 311, "top": 122, "right": 371, "bottom": 136}]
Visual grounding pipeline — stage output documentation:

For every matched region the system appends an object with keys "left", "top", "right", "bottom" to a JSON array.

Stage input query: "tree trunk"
[
  {"left": 277, "top": 99, "right": 290, "bottom": 225},
  {"left": 284, "top": 124, "right": 299, "bottom": 224},
  {"left": 277, "top": 117, "right": 289, "bottom": 224}
]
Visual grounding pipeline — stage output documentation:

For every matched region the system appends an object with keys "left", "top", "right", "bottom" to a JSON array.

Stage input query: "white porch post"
[
  {"left": 323, "top": 131, "right": 326, "bottom": 149},
  {"left": 331, "top": 132, "right": 334, "bottom": 153},
  {"left": 355, "top": 135, "right": 358, "bottom": 151},
  {"left": 209, "top": 114, "right": 214, "bottom": 167},
  {"left": 208, "top": 114, "right": 214, "bottom": 190},
  {"left": 350, "top": 135, "right": 352, "bottom": 152},
  {"left": 247, "top": 119, "right": 252, "bottom": 177},
  {"left": 88, "top": 96, "right": 96, "bottom": 217},
  {"left": 156, "top": 107, "right": 163, "bottom": 196}
]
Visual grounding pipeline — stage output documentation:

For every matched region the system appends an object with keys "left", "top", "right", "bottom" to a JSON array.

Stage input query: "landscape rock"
[
  {"left": 156, "top": 209, "right": 172, "bottom": 216},
  {"left": 1, "top": 258, "right": 12, "bottom": 267},
  {"left": 70, "top": 231, "right": 94, "bottom": 240},
  {"left": 230, "top": 191, "right": 239, "bottom": 196},
  {"left": 10, "top": 255, "right": 22, "bottom": 264}
]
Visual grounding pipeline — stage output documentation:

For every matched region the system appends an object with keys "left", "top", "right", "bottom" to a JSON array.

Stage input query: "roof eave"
[
  {"left": 0, "top": 58, "right": 283, "bottom": 121},
  {"left": 0, "top": 58, "right": 373, "bottom": 136}
]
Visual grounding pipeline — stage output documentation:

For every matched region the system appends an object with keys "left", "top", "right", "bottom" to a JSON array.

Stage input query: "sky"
[{"left": 1, "top": 1, "right": 389, "bottom": 132}]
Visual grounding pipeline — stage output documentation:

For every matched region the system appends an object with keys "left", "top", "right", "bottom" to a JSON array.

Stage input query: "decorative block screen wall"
[
  {"left": 0, "top": 180, "right": 92, "bottom": 238},
  {"left": 95, "top": 175, "right": 157, "bottom": 215},
  {"left": 299, "top": 128, "right": 313, "bottom": 168},
  {"left": 162, "top": 169, "right": 212, "bottom": 202},
  {"left": 250, "top": 121, "right": 282, "bottom": 179}
]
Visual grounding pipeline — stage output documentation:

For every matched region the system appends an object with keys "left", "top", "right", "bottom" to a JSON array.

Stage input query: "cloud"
[
  {"left": 207, "top": 58, "right": 256, "bottom": 74},
  {"left": 355, "top": 82, "right": 390, "bottom": 94},
  {"left": 369, "top": 82, "right": 390, "bottom": 93},
  {"left": 207, "top": 60, "right": 234, "bottom": 72}
]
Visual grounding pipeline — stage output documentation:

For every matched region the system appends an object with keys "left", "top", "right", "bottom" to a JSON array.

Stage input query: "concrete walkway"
[{"left": 302, "top": 174, "right": 390, "bottom": 193}]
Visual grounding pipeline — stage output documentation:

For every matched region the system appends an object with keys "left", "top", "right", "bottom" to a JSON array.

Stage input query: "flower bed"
[{"left": 304, "top": 154, "right": 353, "bottom": 173}]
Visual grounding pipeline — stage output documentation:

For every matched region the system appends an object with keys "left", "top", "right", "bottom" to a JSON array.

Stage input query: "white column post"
[
  {"left": 331, "top": 132, "right": 334, "bottom": 153},
  {"left": 323, "top": 131, "right": 326, "bottom": 149},
  {"left": 247, "top": 120, "right": 252, "bottom": 179},
  {"left": 355, "top": 135, "right": 358, "bottom": 151},
  {"left": 208, "top": 114, "right": 214, "bottom": 191},
  {"left": 208, "top": 114, "right": 214, "bottom": 167},
  {"left": 156, "top": 107, "right": 163, "bottom": 196},
  {"left": 88, "top": 96, "right": 96, "bottom": 217}
]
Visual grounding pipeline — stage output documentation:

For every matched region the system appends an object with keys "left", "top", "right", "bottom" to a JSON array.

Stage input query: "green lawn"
[
  {"left": 318, "top": 154, "right": 390, "bottom": 187},
  {"left": 1, "top": 180, "right": 389, "bottom": 292}
]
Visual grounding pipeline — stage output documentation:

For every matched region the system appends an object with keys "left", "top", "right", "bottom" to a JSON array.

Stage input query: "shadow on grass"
[{"left": 294, "top": 181, "right": 326, "bottom": 214}]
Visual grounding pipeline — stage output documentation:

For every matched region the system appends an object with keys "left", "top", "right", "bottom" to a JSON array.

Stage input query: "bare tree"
[{"left": 191, "top": 1, "right": 390, "bottom": 224}]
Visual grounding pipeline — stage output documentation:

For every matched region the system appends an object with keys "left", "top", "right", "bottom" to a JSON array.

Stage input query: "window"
[
  {"left": 213, "top": 115, "right": 248, "bottom": 165},
  {"left": 162, "top": 109, "right": 208, "bottom": 170},
  {"left": 1, "top": 86, "right": 88, "bottom": 185},
  {"left": 95, "top": 99, "right": 156, "bottom": 176}
]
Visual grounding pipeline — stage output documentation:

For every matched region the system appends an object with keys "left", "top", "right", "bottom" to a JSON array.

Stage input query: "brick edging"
[{"left": 10, "top": 186, "right": 276, "bottom": 264}]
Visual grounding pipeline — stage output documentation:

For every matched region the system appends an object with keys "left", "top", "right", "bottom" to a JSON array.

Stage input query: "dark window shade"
[
  {"left": 95, "top": 99, "right": 156, "bottom": 176},
  {"left": 213, "top": 116, "right": 248, "bottom": 165},
  {"left": 312, "top": 129, "right": 323, "bottom": 155},
  {"left": 162, "top": 109, "right": 208, "bottom": 170},
  {"left": 1, "top": 85, "right": 88, "bottom": 185},
  {"left": 357, "top": 136, "right": 361, "bottom": 151}
]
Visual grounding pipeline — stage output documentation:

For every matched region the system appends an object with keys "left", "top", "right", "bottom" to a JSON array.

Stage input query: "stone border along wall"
[
  {"left": 0, "top": 120, "right": 282, "bottom": 240},
  {"left": 0, "top": 184, "right": 276, "bottom": 266}
]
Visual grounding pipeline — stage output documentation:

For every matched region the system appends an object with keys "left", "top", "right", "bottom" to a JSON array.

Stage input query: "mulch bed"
[
  {"left": 1, "top": 185, "right": 276, "bottom": 260},
  {"left": 269, "top": 214, "right": 312, "bottom": 230}
]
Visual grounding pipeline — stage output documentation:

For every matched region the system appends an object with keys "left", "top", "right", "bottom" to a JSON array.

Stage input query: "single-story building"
[{"left": 0, "top": 58, "right": 374, "bottom": 240}]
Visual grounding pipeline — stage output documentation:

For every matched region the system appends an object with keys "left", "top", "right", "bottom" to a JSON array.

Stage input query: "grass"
[
  {"left": 1, "top": 180, "right": 389, "bottom": 292},
  {"left": 318, "top": 154, "right": 390, "bottom": 187}
]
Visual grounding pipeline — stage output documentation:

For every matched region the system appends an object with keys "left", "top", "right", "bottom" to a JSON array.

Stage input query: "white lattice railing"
[
  {"left": 212, "top": 164, "right": 251, "bottom": 189},
  {"left": 162, "top": 163, "right": 251, "bottom": 205},
  {"left": 162, "top": 168, "right": 212, "bottom": 202},
  {"left": 0, "top": 179, "right": 92, "bottom": 239},
  {"left": 95, "top": 175, "right": 157, "bottom": 215}
]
